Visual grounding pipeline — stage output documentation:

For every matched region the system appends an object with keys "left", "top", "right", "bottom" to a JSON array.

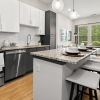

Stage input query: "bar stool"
[
  {"left": 66, "top": 69, "right": 100, "bottom": 100},
  {"left": 82, "top": 60, "right": 100, "bottom": 89},
  {"left": 82, "top": 60, "right": 100, "bottom": 72}
]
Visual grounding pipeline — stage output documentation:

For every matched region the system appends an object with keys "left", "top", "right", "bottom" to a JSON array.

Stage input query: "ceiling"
[{"left": 39, "top": 0, "right": 100, "bottom": 19}]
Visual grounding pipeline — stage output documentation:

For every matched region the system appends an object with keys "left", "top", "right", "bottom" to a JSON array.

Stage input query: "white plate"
[{"left": 78, "top": 47, "right": 87, "bottom": 50}]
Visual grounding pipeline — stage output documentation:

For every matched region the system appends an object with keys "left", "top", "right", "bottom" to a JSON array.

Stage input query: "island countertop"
[{"left": 31, "top": 48, "right": 99, "bottom": 64}]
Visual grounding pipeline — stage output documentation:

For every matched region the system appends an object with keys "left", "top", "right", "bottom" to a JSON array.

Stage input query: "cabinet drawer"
[
  {"left": 37, "top": 47, "right": 45, "bottom": 51},
  {"left": 45, "top": 46, "right": 50, "bottom": 50},
  {"left": 26, "top": 48, "right": 37, "bottom": 53}
]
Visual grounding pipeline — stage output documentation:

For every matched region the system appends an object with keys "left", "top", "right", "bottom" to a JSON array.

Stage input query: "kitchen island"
[{"left": 31, "top": 49, "right": 98, "bottom": 100}]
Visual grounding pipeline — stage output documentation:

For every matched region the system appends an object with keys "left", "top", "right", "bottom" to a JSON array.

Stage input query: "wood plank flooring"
[
  {"left": 0, "top": 73, "right": 100, "bottom": 100},
  {"left": 0, "top": 73, "right": 33, "bottom": 100}
]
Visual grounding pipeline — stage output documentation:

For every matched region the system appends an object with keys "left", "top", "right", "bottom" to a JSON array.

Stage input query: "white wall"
[
  {"left": 56, "top": 13, "right": 73, "bottom": 46},
  {"left": 73, "top": 15, "right": 100, "bottom": 25},
  {"left": 0, "top": 26, "right": 40, "bottom": 47}
]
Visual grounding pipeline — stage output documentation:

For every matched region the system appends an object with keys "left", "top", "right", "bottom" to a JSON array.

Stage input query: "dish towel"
[{"left": 0, "top": 53, "right": 4, "bottom": 71}]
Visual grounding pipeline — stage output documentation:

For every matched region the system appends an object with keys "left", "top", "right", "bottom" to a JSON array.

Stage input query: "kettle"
[{"left": 3, "top": 40, "right": 10, "bottom": 47}]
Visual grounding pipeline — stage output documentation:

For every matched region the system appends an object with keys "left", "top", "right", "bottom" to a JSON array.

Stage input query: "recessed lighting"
[{"left": 68, "top": 9, "right": 71, "bottom": 11}]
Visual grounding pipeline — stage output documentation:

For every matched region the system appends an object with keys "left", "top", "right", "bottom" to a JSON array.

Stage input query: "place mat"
[
  {"left": 78, "top": 49, "right": 88, "bottom": 52},
  {"left": 62, "top": 53, "right": 84, "bottom": 57}
]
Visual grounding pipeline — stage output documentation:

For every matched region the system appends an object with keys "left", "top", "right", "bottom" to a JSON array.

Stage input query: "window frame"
[{"left": 78, "top": 23, "right": 100, "bottom": 45}]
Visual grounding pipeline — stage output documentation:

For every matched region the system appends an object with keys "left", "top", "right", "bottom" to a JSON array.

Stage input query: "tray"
[
  {"left": 78, "top": 48, "right": 88, "bottom": 51},
  {"left": 62, "top": 53, "right": 84, "bottom": 57}
]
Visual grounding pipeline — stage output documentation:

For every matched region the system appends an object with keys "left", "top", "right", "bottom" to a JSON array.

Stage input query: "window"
[
  {"left": 92, "top": 25, "right": 100, "bottom": 46},
  {"left": 78, "top": 23, "right": 100, "bottom": 46},
  {"left": 78, "top": 26, "right": 88, "bottom": 45}
]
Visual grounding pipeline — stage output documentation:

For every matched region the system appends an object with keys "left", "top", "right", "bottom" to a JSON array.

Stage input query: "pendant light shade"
[
  {"left": 69, "top": 11, "right": 79, "bottom": 19},
  {"left": 52, "top": 0, "right": 64, "bottom": 12},
  {"left": 69, "top": 0, "right": 79, "bottom": 19}
]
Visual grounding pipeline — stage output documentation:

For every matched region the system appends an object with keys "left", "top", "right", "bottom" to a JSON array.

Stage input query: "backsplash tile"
[{"left": 0, "top": 26, "right": 40, "bottom": 47}]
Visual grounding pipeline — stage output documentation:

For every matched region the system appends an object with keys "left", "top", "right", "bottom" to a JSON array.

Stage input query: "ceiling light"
[
  {"left": 52, "top": 0, "right": 64, "bottom": 12},
  {"left": 68, "top": 9, "right": 71, "bottom": 11},
  {"left": 69, "top": 0, "right": 79, "bottom": 19}
]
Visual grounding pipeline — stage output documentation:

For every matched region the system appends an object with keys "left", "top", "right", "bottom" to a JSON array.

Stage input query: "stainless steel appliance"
[{"left": 5, "top": 49, "right": 26, "bottom": 81}]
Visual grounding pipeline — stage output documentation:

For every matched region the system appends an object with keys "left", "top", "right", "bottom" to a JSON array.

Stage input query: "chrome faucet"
[{"left": 27, "top": 34, "right": 31, "bottom": 46}]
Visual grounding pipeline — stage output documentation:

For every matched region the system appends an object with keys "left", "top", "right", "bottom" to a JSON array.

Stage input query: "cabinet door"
[
  {"left": 20, "top": 2, "right": 31, "bottom": 26},
  {"left": 0, "top": 0, "right": 19, "bottom": 32},
  {"left": 50, "top": 35, "right": 56, "bottom": 49},
  {"left": 37, "top": 47, "right": 45, "bottom": 51},
  {"left": 26, "top": 48, "right": 36, "bottom": 73},
  {"left": 31, "top": 7, "right": 39, "bottom": 27},
  {"left": 45, "top": 46, "right": 50, "bottom": 50},
  {"left": 39, "top": 10, "right": 45, "bottom": 35}
]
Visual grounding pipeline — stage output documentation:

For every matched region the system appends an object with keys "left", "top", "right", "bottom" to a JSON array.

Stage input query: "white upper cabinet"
[
  {"left": 0, "top": 0, "right": 19, "bottom": 32},
  {"left": 31, "top": 7, "right": 39, "bottom": 27},
  {"left": 39, "top": 10, "right": 45, "bottom": 35},
  {"left": 19, "top": 2, "right": 45, "bottom": 35},
  {"left": 20, "top": 2, "right": 31, "bottom": 26}
]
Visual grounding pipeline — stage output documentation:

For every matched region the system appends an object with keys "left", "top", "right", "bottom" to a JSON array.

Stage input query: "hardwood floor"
[
  {"left": 0, "top": 73, "right": 33, "bottom": 100},
  {"left": 0, "top": 73, "right": 100, "bottom": 100}
]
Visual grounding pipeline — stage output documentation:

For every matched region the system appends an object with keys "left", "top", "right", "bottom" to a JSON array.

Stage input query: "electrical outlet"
[{"left": 36, "top": 63, "right": 40, "bottom": 72}]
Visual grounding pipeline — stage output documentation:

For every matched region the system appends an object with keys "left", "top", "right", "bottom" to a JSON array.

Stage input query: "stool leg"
[
  {"left": 69, "top": 83, "right": 75, "bottom": 100},
  {"left": 99, "top": 80, "right": 100, "bottom": 90},
  {"left": 94, "top": 90, "right": 98, "bottom": 100},
  {"left": 80, "top": 86, "right": 84, "bottom": 100},
  {"left": 89, "top": 88, "right": 93, "bottom": 100},
  {"left": 77, "top": 84, "right": 79, "bottom": 99}
]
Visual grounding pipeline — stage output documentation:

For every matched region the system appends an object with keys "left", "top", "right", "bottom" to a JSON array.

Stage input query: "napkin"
[{"left": 0, "top": 53, "right": 4, "bottom": 71}]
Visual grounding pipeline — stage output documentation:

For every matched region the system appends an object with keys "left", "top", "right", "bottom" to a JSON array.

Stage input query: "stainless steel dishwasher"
[{"left": 5, "top": 49, "right": 26, "bottom": 81}]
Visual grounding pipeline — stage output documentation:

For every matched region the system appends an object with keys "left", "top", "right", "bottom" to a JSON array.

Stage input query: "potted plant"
[{"left": 38, "top": 40, "right": 41, "bottom": 46}]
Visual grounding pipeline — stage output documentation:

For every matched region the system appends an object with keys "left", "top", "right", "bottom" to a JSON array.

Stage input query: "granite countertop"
[
  {"left": 31, "top": 49, "right": 99, "bottom": 64},
  {"left": 0, "top": 45, "right": 50, "bottom": 51}
]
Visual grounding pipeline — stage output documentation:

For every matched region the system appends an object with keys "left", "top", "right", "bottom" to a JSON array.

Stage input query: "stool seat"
[
  {"left": 66, "top": 69, "right": 100, "bottom": 90},
  {"left": 90, "top": 55, "right": 100, "bottom": 63},
  {"left": 82, "top": 60, "right": 100, "bottom": 72}
]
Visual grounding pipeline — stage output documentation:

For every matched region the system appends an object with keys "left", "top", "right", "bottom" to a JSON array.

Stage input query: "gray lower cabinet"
[
  {"left": 26, "top": 48, "right": 36, "bottom": 73},
  {"left": 36, "top": 47, "right": 45, "bottom": 51},
  {"left": 45, "top": 46, "right": 50, "bottom": 50}
]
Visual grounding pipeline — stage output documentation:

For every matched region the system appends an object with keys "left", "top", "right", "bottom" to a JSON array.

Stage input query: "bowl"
[
  {"left": 10, "top": 43, "right": 17, "bottom": 47},
  {"left": 67, "top": 47, "right": 79, "bottom": 52}
]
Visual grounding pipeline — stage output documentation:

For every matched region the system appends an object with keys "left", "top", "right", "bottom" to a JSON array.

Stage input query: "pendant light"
[
  {"left": 69, "top": 0, "right": 79, "bottom": 19},
  {"left": 52, "top": 0, "right": 64, "bottom": 12}
]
